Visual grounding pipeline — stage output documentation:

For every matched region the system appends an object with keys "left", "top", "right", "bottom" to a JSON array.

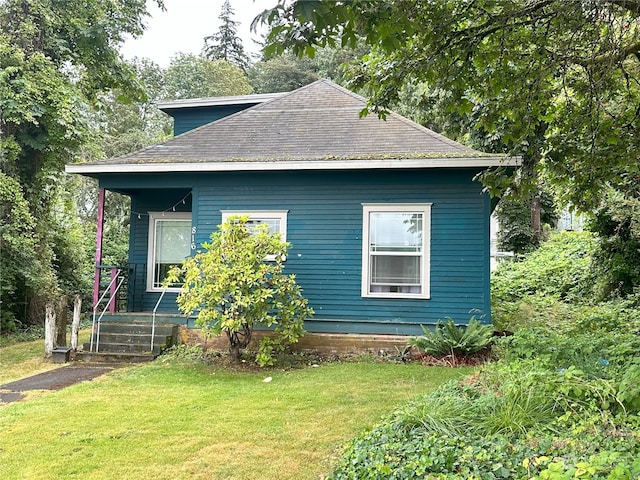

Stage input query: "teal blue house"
[{"left": 67, "top": 80, "right": 517, "bottom": 336}]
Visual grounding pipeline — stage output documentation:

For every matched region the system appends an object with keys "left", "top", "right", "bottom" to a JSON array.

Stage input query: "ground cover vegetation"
[
  {"left": 327, "top": 232, "right": 640, "bottom": 479},
  {"left": 0, "top": 354, "right": 469, "bottom": 479}
]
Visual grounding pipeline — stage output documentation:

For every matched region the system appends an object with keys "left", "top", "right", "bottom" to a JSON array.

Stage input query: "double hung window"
[
  {"left": 221, "top": 210, "right": 287, "bottom": 239},
  {"left": 362, "top": 204, "right": 431, "bottom": 299},
  {"left": 221, "top": 211, "right": 288, "bottom": 261}
]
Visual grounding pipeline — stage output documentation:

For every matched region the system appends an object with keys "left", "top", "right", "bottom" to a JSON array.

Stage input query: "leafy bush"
[
  {"left": 408, "top": 317, "right": 494, "bottom": 357},
  {"left": 158, "top": 344, "right": 207, "bottom": 363},
  {"left": 492, "top": 231, "right": 596, "bottom": 305},
  {"left": 330, "top": 227, "right": 640, "bottom": 479},
  {"left": 166, "top": 216, "right": 313, "bottom": 366},
  {"left": 589, "top": 190, "right": 640, "bottom": 299},
  {"left": 329, "top": 364, "right": 640, "bottom": 479},
  {"left": 494, "top": 188, "right": 558, "bottom": 254}
]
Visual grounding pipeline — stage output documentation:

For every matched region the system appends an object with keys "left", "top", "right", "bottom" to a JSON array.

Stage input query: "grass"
[
  {"left": 0, "top": 330, "right": 91, "bottom": 384},
  {"left": 0, "top": 356, "right": 470, "bottom": 479}
]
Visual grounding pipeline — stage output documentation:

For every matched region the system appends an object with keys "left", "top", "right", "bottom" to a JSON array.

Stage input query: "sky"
[{"left": 120, "top": 0, "right": 275, "bottom": 67}]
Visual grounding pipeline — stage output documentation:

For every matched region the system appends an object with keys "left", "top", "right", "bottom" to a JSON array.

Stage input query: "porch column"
[
  {"left": 108, "top": 268, "right": 117, "bottom": 313},
  {"left": 92, "top": 188, "right": 105, "bottom": 308}
]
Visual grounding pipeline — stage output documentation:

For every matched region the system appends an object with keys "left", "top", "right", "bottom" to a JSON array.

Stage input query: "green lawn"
[
  {"left": 0, "top": 356, "right": 470, "bottom": 479},
  {"left": 0, "top": 331, "right": 91, "bottom": 384}
]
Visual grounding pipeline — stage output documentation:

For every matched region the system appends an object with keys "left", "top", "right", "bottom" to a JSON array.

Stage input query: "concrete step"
[
  {"left": 78, "top": 321, "right": 180, "bottom": 361},
  {"left": 90, "top": 322, "right": 178, "bottom": 346},
  {"left": 83, "top": 341, "right": 165, "bottom": 354},
  {"left": 74, "top": 351, "right": 157, "bottom": 363},
  {"left": 96, "top": 321, "right": 178, "bottom": 337},
  {"left": 99, "top": 313, "right": 189, "bottom": 325},
  {"left": 89, "top": 332, "right": 173, "bottom": 346}
]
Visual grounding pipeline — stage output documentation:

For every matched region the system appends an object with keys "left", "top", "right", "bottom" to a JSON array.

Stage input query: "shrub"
[
  {"left": 492, "top": 231, "right": 596, "bottom": 303},
  {"left": 408, "top": 317, "right": 494, "bottom": 357},
  {"left": 166, "top": 216, "right": 313, "bottom": 366},
  {"left": 589, "top": 190, "right": 640, "bottom": 299},
  {"left": 329, "top": 364, "right": 640, "bottom": 479},
  {"left": 330, "top": 227, "right": 640, "bottom": 479}
]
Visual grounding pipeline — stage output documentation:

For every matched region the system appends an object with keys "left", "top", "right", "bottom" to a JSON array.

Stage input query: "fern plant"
[{"left": 409, "top": 317, "right": 494, "bottom": 357}]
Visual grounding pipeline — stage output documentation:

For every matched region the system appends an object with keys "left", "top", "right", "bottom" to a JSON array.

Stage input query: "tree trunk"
[
  {"left": 56, "top": 295, "right": 68, "bottom": 347},
  {"left": 229, "top": 343, "right": 241, "bottom": 361},
  {"left": 44, "top": 303, "right": 56, "bottom": 358},
  {"left": 71, "top": 295, "right": 82, "bottom": 350},
  {"left": 227, "top": 331, "right": 242, "bottom": 360},
  {"left": 226, "top": 324, "right": 252, "bottom": 361},
  {"left": 531, "top": 195, "right": 542, "bottom": 247}
]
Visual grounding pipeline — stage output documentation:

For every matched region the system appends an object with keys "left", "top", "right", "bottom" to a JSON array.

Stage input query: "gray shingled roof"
[{"left": 68, "top": 80, "right": 515, "bottom": 174}]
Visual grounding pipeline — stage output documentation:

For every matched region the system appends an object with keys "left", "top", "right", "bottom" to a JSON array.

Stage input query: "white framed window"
[
  {"left": 147, "top": 212, "right": 192, "bottom": 292},
  {"left": 362, "top": 204, "right": 431, "bottom": 299},
  {"left": 221, "top": 210, "right": 288, "bottom": 241},
  {"left": 221, "top": 210, "right": 288, "bottom": 261}
]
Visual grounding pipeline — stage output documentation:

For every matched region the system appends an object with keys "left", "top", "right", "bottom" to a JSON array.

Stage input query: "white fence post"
[
  {"left": 71, "top": 295, "right": 82, "bottom": 350},
  {"left": 44, "top": 303, "right": 56, "bottom": 358}
]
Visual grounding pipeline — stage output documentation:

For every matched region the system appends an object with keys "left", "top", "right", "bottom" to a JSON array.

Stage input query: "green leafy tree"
[
  {"left": 203, "top": 0, "right": 249, "bottom": 70},
  {"left": 167, "top": 217, "right": 312, "bottom": 366},
  {"left": 495, "top": 190, "right": 558, "bottom": 254},
  {"left": 248, "top": 52, "right": 318, "bottom": 93},
  {"left": 589, "top": 189, "right": 640, "bottom": 299},
  {"left": 248, "top": 40, "right": 372, "bottom": 93},
  {"left": 0, "top": 0, "right": 163, "bottom": 325},
  {"left": 0, "top": 172, "right": 47, "bottom": 332},
  {"left": 97, "top": 57, "right": 172, "bottom": 159},
  {"left": 164, "top": 53, "right": 252, "bottom": 99}
]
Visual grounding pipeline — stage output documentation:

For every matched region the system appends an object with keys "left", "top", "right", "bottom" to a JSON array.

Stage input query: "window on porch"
[{"left": 147, "top": 212, "right": 192, "bottom": 291}]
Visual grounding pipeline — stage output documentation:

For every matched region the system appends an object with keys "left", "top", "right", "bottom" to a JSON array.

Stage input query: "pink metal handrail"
[{"left": 91, "top": 270, "right": 124, "bottom": 352}]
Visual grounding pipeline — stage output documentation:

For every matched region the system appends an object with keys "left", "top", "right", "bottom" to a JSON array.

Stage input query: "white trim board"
[{"left": 66, "top": 156, "right": 520, "bottom": 175}]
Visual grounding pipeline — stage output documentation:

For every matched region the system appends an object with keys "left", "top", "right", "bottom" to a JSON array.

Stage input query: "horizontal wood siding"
[
  {"left": 113, "top": 169, "right": 490, "bottom": 335},
  {"left": 127, "top": 189, "right": 192, "bottom": 312},
  {"left": 170, "top": 105, "right": 258, "bottom": 136}
]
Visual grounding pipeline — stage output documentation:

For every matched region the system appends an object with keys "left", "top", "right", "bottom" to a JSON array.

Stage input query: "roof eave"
[
  {"left": 157, "top": 92, "right": 285, "bottom": 111},
  {"left": 65, "top": 156, "right": 521, "bottom": 175}
]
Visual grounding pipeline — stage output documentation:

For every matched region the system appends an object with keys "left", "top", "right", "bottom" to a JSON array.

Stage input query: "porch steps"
[
  {"left": 98, "top": 313, "right": 191, "bottom": 326},
  {"left": 75, "top": 321, "right": 179, "bottom": 363}
]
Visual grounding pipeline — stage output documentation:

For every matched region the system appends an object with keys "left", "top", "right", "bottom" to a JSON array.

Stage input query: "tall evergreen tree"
[{"left": 203, "top": 0, "right": 249, "bottom": 70}]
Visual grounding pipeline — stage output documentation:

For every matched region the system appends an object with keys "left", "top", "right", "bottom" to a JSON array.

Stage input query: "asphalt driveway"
[{"left": 0, "top": 365, "right": 119, "bottom": 403}]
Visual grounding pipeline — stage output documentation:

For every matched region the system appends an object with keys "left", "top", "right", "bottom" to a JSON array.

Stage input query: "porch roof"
[{"left": 66, "top": 79, "right": 519, "bottom": 175}]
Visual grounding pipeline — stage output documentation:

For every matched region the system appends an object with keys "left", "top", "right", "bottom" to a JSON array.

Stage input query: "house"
[{"left": 66, "top": 79, "right": 518, "bottom": 344}]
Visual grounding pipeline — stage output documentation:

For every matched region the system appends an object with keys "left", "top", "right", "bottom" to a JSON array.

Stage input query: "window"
[
  {"left": 221, "top": 210, "right": 288, "bottom": 261},
  {"left": 221, "top": 210, "right": 288, "bottom": 242},
  {"left": 362, "top": 204, "right": 431, "bottom": 299},
  {"left": 147, "top": 212, "right": 192, "bottom": 291}
]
